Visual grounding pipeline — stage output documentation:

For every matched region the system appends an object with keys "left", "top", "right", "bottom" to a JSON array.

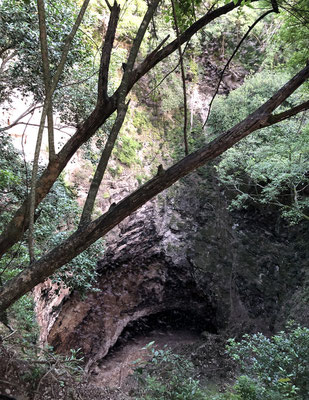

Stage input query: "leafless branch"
[
  {"left": 0, "top": 103, "right": 41, "bottom": 132},
  {"left": 146, "top": 41, "right": 189, "bottom": 98},
  {"left": 50, "top": 0, "right": 91, "bottom": 94},
  {"left": 37, "top": 0, "right": 55, "bottom": 160},
  {"left": 11, "top": 122, "right": 75, "bottom": 135},
  {"left": 266, "top": 100, "right": 309, "bottom": 125},
  {"left": 80, "top": 0, "right": 160, "bottom": 226},
  {"left": 57, "top": 69, "right": 99, "bottom": 91}
]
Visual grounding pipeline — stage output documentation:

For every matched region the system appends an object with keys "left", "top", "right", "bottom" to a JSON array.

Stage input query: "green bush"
[
  {"left": 208, "top": 71, "right": 309, "bottom": 223},
  {"left": 134, "top": 343, "right": 206, "bottom": 400},
  {"left": 226, "top": 324, "right": 309, "bottom": 399}
]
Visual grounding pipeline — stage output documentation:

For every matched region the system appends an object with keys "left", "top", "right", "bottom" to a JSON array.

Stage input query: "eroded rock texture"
[
  {"left": 47, "top": 194, "right": 216, "bottom": 372},
  {"left": 45, "top": 166, "right": 308, "bottom": 372}
]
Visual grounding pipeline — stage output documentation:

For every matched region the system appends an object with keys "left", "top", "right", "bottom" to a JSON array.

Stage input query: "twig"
[
  {"left": 146, "top": 41, "right": 189, "bottom": 98},
  {"left": 12, "top": 121, "right": 74, "bottom": 135},
  {"left": 34, "top": 365, "right": 56, "bottom": 400},
  {"left": 0, "top": 104, "right": 42, "bottom": 132},
  {"left": 57, "top": 68, "right": 99, "bottom": 91},
  {"left": 3, "top": 330, "right": 16, "bottom": 340},
  {"left": 0, "top": 379, "right": 20, "bottom": 387}
]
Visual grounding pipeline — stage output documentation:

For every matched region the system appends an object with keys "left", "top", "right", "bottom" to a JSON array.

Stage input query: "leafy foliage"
[
  {"left": 208, "top": 71, "right": 309, "bottom": 223},
  {"left": 134, "top": 342, "right": 205, "bottom": 400},
  {"left": 0, "top": 0, "right": 95, "bottom": 125},
  {"left": 131, "top": 326, "right": 309, "bottom": 400},
  {"left": 49, "top": 235, "right": 102, "bottom": 295},
  {"left": 0, "top": 133, "right": 28, "bottom": 219},
  {"left": 226, "top": 324, "right": 309, "bottom": 399},
  {"left": 10, "top": 294, "right": 39, "bottom": 344},
  {"left": 276, "top": 0, "right": 309, "bottom": 72},
  {"left": 114, "top": 134, "right": 142, "bottom": 166},
  {"left": 0, "top": 134, "right": 103, "bottom": 295},
  {"left": 162, "top": 0, "right": 203, "bottom": 31}
]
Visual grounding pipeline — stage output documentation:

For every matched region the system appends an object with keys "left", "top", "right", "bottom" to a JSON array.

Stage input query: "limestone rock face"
[{"left": 46, "top": 168, "right": 308, "bottom": 372}]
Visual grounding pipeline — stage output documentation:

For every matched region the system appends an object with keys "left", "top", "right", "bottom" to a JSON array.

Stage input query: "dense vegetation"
[
  {"left": 208, "top": 71, "right": 309, "bottom": 223},
  {"left": 134, "top": 325, "right": 309, "bottom": 399}
]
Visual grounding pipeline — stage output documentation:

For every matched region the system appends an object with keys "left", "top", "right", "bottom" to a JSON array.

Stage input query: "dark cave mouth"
[
  {"left": 91, "top": 307, "right": 218, "bottom": 386},
  {"left": 110, "top": 308, "right": 218, "bottom": 352}
]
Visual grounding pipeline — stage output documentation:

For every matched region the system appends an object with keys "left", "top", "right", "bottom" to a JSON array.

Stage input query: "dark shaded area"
[
  {"left": 0, "top": 396, "right": 17, "bottom": 400},
  {"left": 113, "top": 308, "right": 217, "bottom": 350}
]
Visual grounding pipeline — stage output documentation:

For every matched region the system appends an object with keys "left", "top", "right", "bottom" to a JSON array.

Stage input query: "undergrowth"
[{"left": 132, "top": 324, "right": 309, "bottom": 400}]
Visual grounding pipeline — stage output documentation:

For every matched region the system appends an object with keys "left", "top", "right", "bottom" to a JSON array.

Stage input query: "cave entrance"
[
  {"left": 115, "top": 308, "right": 217, "bottom": 348},
  {"left": 90, "top": 308, "right": 217, "bottom": 388}
]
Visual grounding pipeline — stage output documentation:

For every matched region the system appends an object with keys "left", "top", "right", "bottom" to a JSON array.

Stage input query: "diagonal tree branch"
[
  {"left": 0, "top": 103, "right": 41, "bottom": 132},
  {"left": 37, "top": 0, "right": 56, "bottom": 160},
  {"left": 146, "top": 41, "right": 189, "bottom": 98},
  {"left": 129, "top": 0, "right": 258, "bottom": 89},
  {"left": 0, "top": 62, "right": 308, "bottom": 313},
  {"left": 78, "top": 102, "right": 130, "bottom": 227},
  {"left": 50, "top": 0, "right": 91, "bottom": 94},
  {"left": 118, "top": 0, "right": 161, "bottom": 99},
  {"left": 28, "top": 100, "right": 48, "bottom": 262},
  {"left": 0, "top": 0, "right": 281, "bottom": 259},
  {"left": 266, "top": 100, "right": 309, "bottom": 125}
]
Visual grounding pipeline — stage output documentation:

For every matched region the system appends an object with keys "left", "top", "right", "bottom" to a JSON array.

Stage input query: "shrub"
[
  {"left": 208, "top": 71, "right": 309, "bottom": 224},
  {"left": 133, "top": 342, "right": 206, "bottom": 400},
  {"left": 226, "top": 324, "right": 309, "bottom": 399}
]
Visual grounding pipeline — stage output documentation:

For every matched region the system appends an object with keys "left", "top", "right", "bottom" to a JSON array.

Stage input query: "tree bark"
[
  {"left": 0, "top": 63, "right": 308, "bottom": 313},
  {"left": 97, "top": 2, "right": 120, "bottom": 103}
]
